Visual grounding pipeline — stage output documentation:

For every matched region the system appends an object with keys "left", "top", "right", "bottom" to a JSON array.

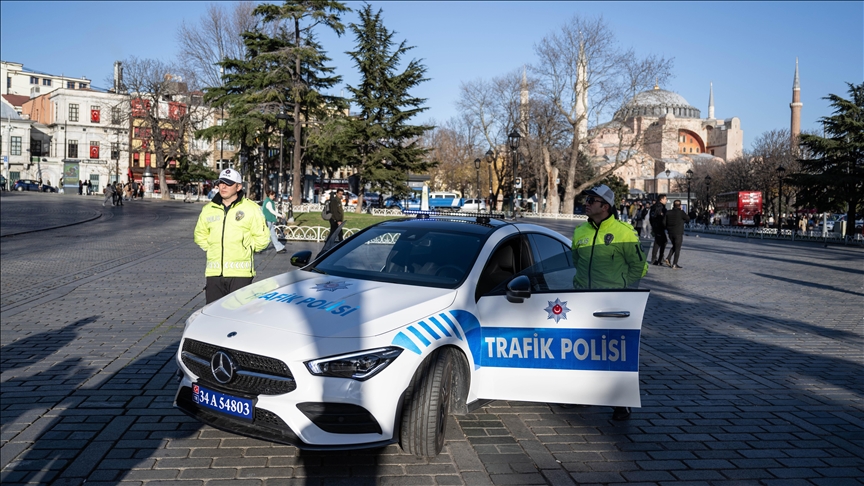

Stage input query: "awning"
[{"left": 132, "top": 174, "right": 178, "bottom": 185}]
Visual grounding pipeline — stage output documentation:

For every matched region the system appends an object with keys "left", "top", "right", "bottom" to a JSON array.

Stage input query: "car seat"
[{"left": 475, "top": 244, "right": 515, "bottom": 299}]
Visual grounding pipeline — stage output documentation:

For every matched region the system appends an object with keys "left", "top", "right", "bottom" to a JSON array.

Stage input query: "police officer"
[
  {"left": 571, "top": 184, "right": 648, "bottom": 420},
  {"left": 194, "top": 169, "right": 270, "bottom": 304}
]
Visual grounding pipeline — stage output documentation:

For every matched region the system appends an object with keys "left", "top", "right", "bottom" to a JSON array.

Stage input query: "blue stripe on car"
[
  {"left": 407, "top": 326, "right": 431, "bottom": 346},
  {"left": 417, "top": 320, "right": 441, "bottom": 340},
  {"left": 438, "top": 313, "right": 463, "bottom": 340},
  {"left": 392, "top": 331, "right": 422, "bottom": 355},
  {"left": 427, "top": 316, "right": 451, "bottom": 337}
]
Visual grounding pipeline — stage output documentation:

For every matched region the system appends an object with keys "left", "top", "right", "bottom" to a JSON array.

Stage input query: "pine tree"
[
  {"left": 790, "top": 82, "right": 864, "bottom": 237},
  {"left": 345, "top": 4, "right": 434, "bottom": 209}
]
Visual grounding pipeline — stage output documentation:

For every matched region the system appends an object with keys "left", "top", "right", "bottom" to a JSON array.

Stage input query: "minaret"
[
  {"left": 575, "top": 42, "right": 588, "bottom": 141},
  {"left": 790, "top": 58, "right": 802, "bottom": 142},
  {"left": 520, "top": 66, "right": 529, "bottom": 135},
  {"left": 708, "top": 82, "right": 715, "bottom": 119}
]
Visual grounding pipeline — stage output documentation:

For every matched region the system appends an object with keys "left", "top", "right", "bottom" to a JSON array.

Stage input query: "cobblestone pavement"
[{"left": 1, "top": 194, "right": 862, "bottom": 486}]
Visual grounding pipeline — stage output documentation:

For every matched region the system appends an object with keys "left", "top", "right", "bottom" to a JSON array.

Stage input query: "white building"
[{"left": 2, "top": 60, "right": 92, "bottom": 99}]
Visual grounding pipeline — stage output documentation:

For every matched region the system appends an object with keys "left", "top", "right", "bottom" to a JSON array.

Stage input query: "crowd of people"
[{"left": 101, "top": 181, "right": 143, "bottom": 206}]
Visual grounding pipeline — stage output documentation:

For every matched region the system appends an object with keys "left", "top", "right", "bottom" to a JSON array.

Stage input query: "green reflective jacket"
[
  {"left": 572, "top": 215, "right": 648, "bottom": 289},
  {"left": 194, "top": 195, "right": 270, "bottom": 278}
]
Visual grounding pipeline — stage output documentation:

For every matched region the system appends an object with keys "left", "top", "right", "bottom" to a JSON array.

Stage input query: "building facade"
[{"left": 2, "top": 61, "right": 92, "bottom": 99}]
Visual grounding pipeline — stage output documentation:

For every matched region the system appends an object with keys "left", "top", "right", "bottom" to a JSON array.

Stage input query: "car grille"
[{"left": 181, "top": 338, "right": 296, "bottom": 395}]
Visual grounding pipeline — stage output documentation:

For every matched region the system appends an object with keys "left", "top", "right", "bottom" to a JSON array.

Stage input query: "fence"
[{"left": 687, "top": 224, "right": 864, "bottom": 246}]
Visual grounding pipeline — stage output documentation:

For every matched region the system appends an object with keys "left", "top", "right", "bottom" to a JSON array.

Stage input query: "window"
[
  {"left": 144, "top": 153, "right": 151, "bottom": 166},
  {"left": 111, "top": 107, "right": 121, "bottom": 125},
  {"left": 69, "top": 103, "right": 79, "bottom": 122},
  {"left": 11, "top": 136, "right": 22, "bottom": 155},
  {"left": 7, "top": 77, "right": 11, "bottom": 89},
  {"left": 67, "top": 81, "right": 75, "bottom": 89},
  {"left": 90, "top": 106, "right": 101, "bottom": 123},
  {"left": 710, "top": 150, "right": 715, "bottom": 155},
  {"left": 524, "top": 234, "right": 576, "bottom": 292},
  {"left": 90, "top": 141, "right": 100, "bottom": 159},
  {"left": 89, "top": 174, "right": 100, "bottom": 194},
  {"left": 133, "top": 152, "right": 140, "bottom": 167},
  {"left": 111, "top": 142, "right": 120, "bottom": 160},
  {"left": 79, "top": 83, "right": 88, "bottom": 89},
  {"left": 30, "top": 139, "right": 42, "bottom": 156},
  {"left": 68, "top": 140, "right": 78, "bottom": 158},
  {"left": 42, "top": 78, "right": 51, "bottom": 86},
  {"left": 10, "top": 171, "right": 20, "bottom": 183},
  {"left": 30, "top": 76, "right": 38, "bottom": 84}
]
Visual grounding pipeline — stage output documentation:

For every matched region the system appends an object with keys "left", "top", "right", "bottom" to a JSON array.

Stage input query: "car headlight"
[
  {"left": 305, "top": 347, "right": 403, "bottom": 381},
  {"left": 184, "top": 307, "right": 205, "bottom": 332}
]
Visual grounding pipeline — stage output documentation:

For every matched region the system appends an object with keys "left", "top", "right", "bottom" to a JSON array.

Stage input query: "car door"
[{"left": 469, "top": 232, "right": 648, "bottom": 408}]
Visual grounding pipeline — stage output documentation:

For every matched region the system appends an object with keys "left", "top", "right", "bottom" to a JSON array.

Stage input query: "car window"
[
  {"left": 313, "top": 226, "right": 485, "bottom": 288},
  {"left": 475, "top": 236, "right": 533, "bottom": 300},
  {"left": 522, "top": 234, "right": 576, "bottom": 292}
]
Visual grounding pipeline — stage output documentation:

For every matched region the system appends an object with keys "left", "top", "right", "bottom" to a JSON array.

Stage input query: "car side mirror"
[
  {"left": 506, "top": 275, "right": 531, "bottom": 303},
  {"left": 290, "top": 250, "right": 312, "bottom": 267}
]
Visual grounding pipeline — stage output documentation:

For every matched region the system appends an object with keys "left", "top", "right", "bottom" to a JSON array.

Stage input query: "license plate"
[{"left": 192, "top": 384, "right": 254, "bottom": 420}]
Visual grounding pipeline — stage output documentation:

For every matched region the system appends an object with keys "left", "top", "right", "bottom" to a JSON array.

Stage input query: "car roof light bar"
[{"left": 401, "top": 209, "right": 507, "bottom": 224}]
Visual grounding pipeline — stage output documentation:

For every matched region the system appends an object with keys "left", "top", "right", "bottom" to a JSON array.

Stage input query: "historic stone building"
[{"left": 586, "top": 83, "right": 743, "bottom": 194}]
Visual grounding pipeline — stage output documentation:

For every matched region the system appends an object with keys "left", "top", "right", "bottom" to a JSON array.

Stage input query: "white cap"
[
  {"left": 584, "top": 184, "right": 615, "bottom": 207},
  {"left": 218, "top": 168, "right": 242, "bottom": 185}
]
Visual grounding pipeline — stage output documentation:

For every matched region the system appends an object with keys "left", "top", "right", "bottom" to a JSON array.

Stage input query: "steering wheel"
[{"left": 435, "top": 265, "right": 463, "bottom": 279}]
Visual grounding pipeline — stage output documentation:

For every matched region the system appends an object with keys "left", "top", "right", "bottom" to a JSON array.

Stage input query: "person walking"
[
  {"left": 102, "top": 183, "right": 115, "bottom": 207},
  {"left": 78, "top": 180, "right": 84, "bottom": 196},
  {"left": 261, "top": 189, "right": 286, "bottom": 254},
  {"left": 649, "top": 195, "right": 668, "bottom": 265},
  {"left": 328, "top": 188, "right": 345, "bottom": 242},
  {"left": 632, "top": 202, "right": 645, "bottom": 238},
  {"left": 194, "top": 168, "right": 270, "bottom": 304},
  {"left": 664, "top": 199, "right": 690, "bottom": 269},
  {"left": 571, "top": 184, "right": 648, "bottom": 420},
  {"left": 113, "top": 182, "right": 124, "bottom": 206}
]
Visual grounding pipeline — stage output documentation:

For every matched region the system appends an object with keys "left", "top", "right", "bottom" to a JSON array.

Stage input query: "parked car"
[
  {"left": 174, "top": 212, "right": 648, "bottom": 457},
  {"left": 13, "top": 179, "right": 56, "bottom": 192},
  {"left": 461, "top": 198, "right": 488, "bottom": 212}
]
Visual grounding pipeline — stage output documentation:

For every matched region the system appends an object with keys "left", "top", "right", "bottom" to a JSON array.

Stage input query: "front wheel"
[
  {"left": 17, "top": 186, "right": 24, "bottom": 191},
  {"left": 400, "top": 348, "right": 454, "bottom": 458}
]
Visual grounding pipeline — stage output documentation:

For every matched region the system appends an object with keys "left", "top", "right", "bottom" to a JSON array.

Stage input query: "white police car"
[{"left": 175, "top": 212, "right": 649, "bottom": 457}]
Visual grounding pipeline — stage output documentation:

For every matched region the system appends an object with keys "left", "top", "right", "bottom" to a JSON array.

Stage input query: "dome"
[{"left": 616, "top": 87, "right": 701, "bottom": 119}]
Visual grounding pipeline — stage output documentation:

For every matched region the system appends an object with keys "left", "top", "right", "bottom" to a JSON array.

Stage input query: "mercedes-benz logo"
[{"left": 210, "top": 351, "right": 236, "bottom": 384}]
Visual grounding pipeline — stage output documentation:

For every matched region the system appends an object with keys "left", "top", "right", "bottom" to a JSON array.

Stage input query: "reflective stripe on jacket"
[
  {"left": 193, "top": 195, "right": 270, "bottom": 277},
  {"left": 572, "top": 215, "right": 648, "bottom": 289}
]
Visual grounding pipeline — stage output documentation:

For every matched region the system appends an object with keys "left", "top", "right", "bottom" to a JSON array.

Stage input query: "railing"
[
  {"left": 687, "top": 224, "right": 864, "bottom": 246},
  {"left": 274, "top": 225, "right": 360, "bottom": 242}
]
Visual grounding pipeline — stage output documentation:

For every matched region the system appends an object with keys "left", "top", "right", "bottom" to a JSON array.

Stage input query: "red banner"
[
  {"left": 90, "top": 145, "right": 99, "bottom": 159},
  {"left": 90, "top": 109, "right": 100, "bottom": 123}
]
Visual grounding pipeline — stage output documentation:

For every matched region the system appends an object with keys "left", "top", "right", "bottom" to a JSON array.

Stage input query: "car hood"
[{"left": 199, "top": 270, "right": 457, "bottom": 338}]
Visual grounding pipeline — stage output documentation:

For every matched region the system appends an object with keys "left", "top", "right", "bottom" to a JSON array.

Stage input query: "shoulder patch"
[
  {"left": 235, "top": 210, "right": 245, "bottom": 221},
  {"left": 604, "top": 233, "right": 614, "bottom": 245}
]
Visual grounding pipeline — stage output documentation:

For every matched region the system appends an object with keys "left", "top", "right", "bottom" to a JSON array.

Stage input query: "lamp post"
[
  {"left": 276, "top": 110, "right": 289, "bottom": 198},
  {"left": 665, "top": 168, "right": 671, "bottom": 194},
  {"left": 685, "top": 168, "right": 693, "bottom": 215},
  {"left": 485, "top": 149, "right": 494, "bottom": 213},
  {"left": 473, "top": 157, "right": 481, "bottom": 201},
  {"left": 704, "top": 174, "right": 712, "bottom": 222},
  {"left": 507, "top": 129, "right": 520, "bottom": 218},
  {"left": 776, "top": 165, "right": 785, "bottom": 231}
]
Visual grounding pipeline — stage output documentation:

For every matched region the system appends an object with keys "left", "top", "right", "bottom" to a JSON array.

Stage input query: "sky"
[{"left": 1, "top": 1, "right": 861, "bottom": 149}]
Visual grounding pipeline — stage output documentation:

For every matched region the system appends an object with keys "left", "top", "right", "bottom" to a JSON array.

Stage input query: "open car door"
[{"left": 468, "top": 233, "right": 649, "bottom": 408}]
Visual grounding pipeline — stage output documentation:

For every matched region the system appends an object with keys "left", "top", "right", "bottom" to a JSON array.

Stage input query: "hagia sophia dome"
[{"left": 615, "top": 86, "right": 702, "bottom": 120}]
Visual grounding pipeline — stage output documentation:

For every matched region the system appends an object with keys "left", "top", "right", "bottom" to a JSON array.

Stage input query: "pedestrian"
[
  {"left": 138, "top": 183, "right": 144, "bottom": 199},
  {"left": 632, "top": 202, "right": 645, "bottom": 237},
  {"left": 649, "top": 195, "right": 668, "bottom": 266},
  {"left": 78, "top": 180, "right": 83, "bottom": 195},
  {"left": 798, "top": 214, "right": 807, "bottom": 235},
  {"left": 102, "top": 183, "right": 115, "bottom": 207},
  {"left": 85, "top": 180, "right": 91, "bottom": 195},
  {"left": 114, "top": 182, "right": 124, "bottom": 206},
  {"left": 183, "top": 183, "right": 192, "bottom": 203},
  {"left": 328, "top": 188, "right": 345, "bottom": 242},
  {"left": 571, "top": 184, "right": 648, "bottom": 421},
  {"left": 125, "top": 182, "right": 133, "bottom": 201},
  {"left": 194, "top": 168, "right": 270, "bottom": 304},
  {"left": 753, "top": 212, "right": 762, "bottom": 228},
  {"left": 262, "top": 189, "right": 286, "bottom": 254},
  {"left": 620, "top": 200, "right": 629, "bottom": 223},
  {"left": 664, "top": 199, "right": 690, "bottom": 269}
]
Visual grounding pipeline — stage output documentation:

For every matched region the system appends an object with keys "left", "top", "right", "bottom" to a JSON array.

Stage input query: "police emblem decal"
[
  {"left": 313, "top": 281, "right": 352, "bottom": 292},
  {"left": 235, "top": 210, "right": 245, "bottom": 221},
  {"left": 604, "top": 233, "right": 614, "bottom": 245},
  {"left": 544, "top": 298, "right": 571, "bottom": 323}
]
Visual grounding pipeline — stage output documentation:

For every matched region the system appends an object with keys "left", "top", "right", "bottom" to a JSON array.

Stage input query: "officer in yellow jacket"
[
  {"left": 571, "top": 184, "right": 648, "bottom": 421},
  {"left": 194, "top": 169, "right": 270, "bottom": 303}
]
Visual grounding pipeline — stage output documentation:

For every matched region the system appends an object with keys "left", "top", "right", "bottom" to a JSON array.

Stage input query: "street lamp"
[
  {"left": 685, "top": 169, "right": 693, "bottom": 215},
  {"left": 275, "top": 110, "right": 290, "bottom": 198},
  {"left": 507, "top": 129, "right": 520, "bottom": 218},
  {"left": 665, "top": 168, "right": 671, "bottom": 194},
  {"left": 776, "top": 165, "right": 786, "bottom": 231},
  {"left": 473, "top": 157, "right": 481, "bottom": 201},
  {"left": 485, "top": 149, "right": 494, "bottom": 214},
  {"left": 704, "top": 174, "right": 712, "bottom": 221}
]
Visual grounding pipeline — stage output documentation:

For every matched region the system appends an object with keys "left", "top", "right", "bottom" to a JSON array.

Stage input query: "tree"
[
  {"left": 790, "top": 82, "right": 864, "bottom": 237},
  {"left": 254, "top": 0, "right": 349, "bottom": 202},
  {"left": 121, "top": 56, "right": 210, "bottom": 199},
  {"left": 344, "top": 4, "right": 434, "bottom": 210},
  {"left": 533, "top": 15, "right": 673, "bottom": 213}
]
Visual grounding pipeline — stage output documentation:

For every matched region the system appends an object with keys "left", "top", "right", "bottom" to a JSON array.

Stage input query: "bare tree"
[
  {"left": 425, "top": 116, "right": 482, "bottom": 196},
  {"left": 533, "top": 15, "right": 673, "bottom": 212},
  {"left": 176, "top": 2, "right": 264, "bottom": 90}
]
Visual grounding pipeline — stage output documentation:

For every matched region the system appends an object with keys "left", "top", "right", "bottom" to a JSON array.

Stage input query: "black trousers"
[
  {"left": 329, "top": 219, "right": 343, "bottom": 242},
  {"left": 205, "top": 276, "right": 254, "bottom": 304},
  {"left": 666, "top": 234, "right": 684, "bottom": 265},
  {"left": 651, "top": 232, "right": 667, "bottom": 262}
]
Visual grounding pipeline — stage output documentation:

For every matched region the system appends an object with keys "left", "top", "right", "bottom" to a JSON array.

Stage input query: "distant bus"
[{"left": 715, "top": 191, "right": 763, "bottom": 225}]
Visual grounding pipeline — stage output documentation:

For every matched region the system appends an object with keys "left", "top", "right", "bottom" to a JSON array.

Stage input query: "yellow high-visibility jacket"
[
  {"left": 572, "top": 215, "right": 648, "bottom": 289},
  {"left": 194, "top": 195, "right": 270, "bottom": 277}
]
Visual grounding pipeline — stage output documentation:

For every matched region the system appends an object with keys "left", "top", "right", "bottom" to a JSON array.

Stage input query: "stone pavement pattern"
[{"left": 1, "top": 192, "right": 862, "bottom": 485}]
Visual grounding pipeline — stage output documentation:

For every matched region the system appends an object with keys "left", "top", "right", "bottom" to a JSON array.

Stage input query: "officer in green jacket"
[
  {"left": 194, "top": 169, "right": 270, "bottom": 303},
  {"left": 571, "top": 184, "right": 648, "bottom": 421}
]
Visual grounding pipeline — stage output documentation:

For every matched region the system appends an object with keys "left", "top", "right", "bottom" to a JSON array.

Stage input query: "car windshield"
[{"left": 310, "top": 223, "right": 488, "bottom": 288}]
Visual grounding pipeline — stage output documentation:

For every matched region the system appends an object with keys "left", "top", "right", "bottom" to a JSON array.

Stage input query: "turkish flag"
[
  {"left": 91, "top": 109, "right": 100, "bottom": 123},
  {"left": 90, "top": 145, "right": 99, "bottom": 159}
]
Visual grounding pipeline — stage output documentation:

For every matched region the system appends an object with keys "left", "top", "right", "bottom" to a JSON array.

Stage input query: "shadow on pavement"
[{"left": 0, "top": 316, "right": 99, "bottom": 374}]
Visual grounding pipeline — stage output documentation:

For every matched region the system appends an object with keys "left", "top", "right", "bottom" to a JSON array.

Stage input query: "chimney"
[{"left": 114, "top": 61, "right": 123, "bottom": 92}]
